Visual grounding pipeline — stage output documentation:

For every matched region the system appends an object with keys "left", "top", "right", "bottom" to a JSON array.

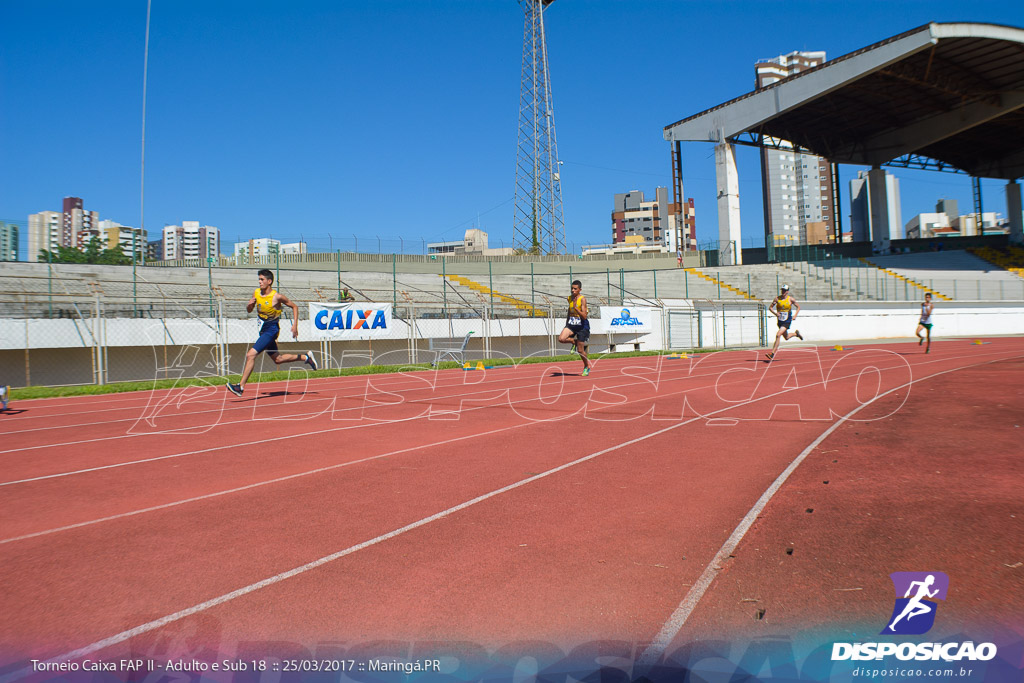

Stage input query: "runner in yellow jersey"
[
  {"left": 766, "top": 284, "right": 803, "bottom": 361},
  {"left": 226, "top": 269, "right": 317, "bottom": 396},
  {"left": 557, "top": 279, "right": 592, "bottom": 377}
]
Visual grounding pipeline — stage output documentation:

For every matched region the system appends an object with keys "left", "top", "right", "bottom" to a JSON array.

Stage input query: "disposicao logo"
[
  {"left": 315, "top": 308, "right": 387, "bottom": 331},
  {"left": 831, "top": 571, "right": 997, "bottom": 662},
  {"left": 611, "top": 308, "right": 642, "bottom": 327},
  {"left": 882, "top": 572, "right": 948, "bottom": 635}
]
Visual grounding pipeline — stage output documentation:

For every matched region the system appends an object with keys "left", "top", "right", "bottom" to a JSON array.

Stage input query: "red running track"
[{"left": 1, "top": 338, "right": 1022, "bottom": 676}]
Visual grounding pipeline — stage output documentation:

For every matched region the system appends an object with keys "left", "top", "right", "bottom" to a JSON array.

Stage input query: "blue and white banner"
[
  {"left": 596, "top": 305, "right": 654, "bottom": 334},
  {"left": 309, "top": 302, "right": 392, "bottom": 340}
]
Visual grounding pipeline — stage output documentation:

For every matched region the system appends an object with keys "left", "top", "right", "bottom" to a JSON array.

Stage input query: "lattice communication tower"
[{"left": 512, "top": 0, "right": 565, "bottom": 254}]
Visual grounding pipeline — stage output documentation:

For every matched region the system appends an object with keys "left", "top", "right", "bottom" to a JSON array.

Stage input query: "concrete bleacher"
[
  {"left": 4, "top": 248, "right": 1021, "bottom": 321},
  {"left": 860, "top": 251, "right": 1024, "bottom": 301}
]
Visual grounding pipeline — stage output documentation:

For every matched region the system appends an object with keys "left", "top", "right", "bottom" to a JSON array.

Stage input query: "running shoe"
[
  {"left": 305, "top": 351, "right": 318, "bottom": 371},
  {"left": 226, "top": 383, "right": 243, "bottom": 397},
  {"left": 795, "top": 330, "right": 803, "bottom": 341},
  {"left": 919, "top": 337, "right": 924, "bottom": 346},
  {"left": 765, "top": 352, "right": 775, "bottom": 361},
  {"left": 0, "top": 385, "right": 8, "bottom": 410},
  {"left": 581, "top": 367, "right": 590, "bottom": 377}
]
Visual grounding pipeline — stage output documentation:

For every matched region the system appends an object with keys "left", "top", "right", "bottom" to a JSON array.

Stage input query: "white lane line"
[
  {"left": 1, "top": 349, "right": 1006, "bottom": 680},
  {"left": 0, "top": 351, "right": 772, "bottom": 478},
  {"left": 1, "top": 361, "right": 551, "bottom": 437},
  {"left": 4, "top": 360, "right": 558, "bottom": 431},
  {"left": 0, "top": 348, "right": 985, "bottom": 487},
  {"left": 8, "top": 344, "right": 837, "bottom": 438},
  {"left": 0, "top": 382, "right": 764, "bottom": 681},
  {"left": 635, "top": 353, "right": 1017, "bottom": 668},
  {"left": 1, "top": 352, "right": 829, "bottom": 538},
  {"left": 3, "top": 352, "right": 631, "bottom": 420},
  {"left": 0, "top": 419, "right": 541, "bottom": 545},
  {"left": 1, "top": 353, "right": 690, "bottom": 449}
]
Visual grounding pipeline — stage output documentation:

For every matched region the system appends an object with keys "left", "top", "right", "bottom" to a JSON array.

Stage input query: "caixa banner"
[
  {"left": 309, "top": 303, "right": 391, "bottom": 340},
  {"left": 597, "top": 306, "right": 654, "bottom": 334}
]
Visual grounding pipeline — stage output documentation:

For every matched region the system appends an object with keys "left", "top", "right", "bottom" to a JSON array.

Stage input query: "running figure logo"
[{"left": 881, "top": 572, "right": 949, "bottom": 635}]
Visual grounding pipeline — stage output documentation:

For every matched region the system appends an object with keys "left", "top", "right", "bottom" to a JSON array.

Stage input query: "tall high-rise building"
[
  {"left": 163, "top": 221, "right": 220, "bottom": 260},
  {"left": 755, "top": 51, "right": 835, "bottom": 247},
  {"left": 147, "top": 239, "right": 163, "bottom": 262},
  {"left": 235, "top": 238, "right": 280, "bottom": 264},
  {"left": 0, "top": 221, "right": 19, "bottom": 261},
  {"left": 850, "top": 170, "right": 902, "bottom": 242},
  {"left": 61, "top": 196, "right": 99, "bottom": 248},
  {"left": 936, "top": 198, "right": 959, "bottom": 219},
  {"left": 28, "top": 211, "right": 61, "bottom": 261},
  {"left": 98, "top": 220, "right": 147, "bottom": 260},
  {"left": 611, "top": 187, "right": 695, "bottom": 253}
]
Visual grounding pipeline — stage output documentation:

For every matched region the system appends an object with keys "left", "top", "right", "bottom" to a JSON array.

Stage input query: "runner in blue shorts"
[
  {"left": 226, "top": 269, "right": 317, "bottom": 397},
  {"left": 766, "top": 284, "right": 803, "bottom": 361},
  {"left": 557, "top": 279, "right": 592, "bottom": 377}
]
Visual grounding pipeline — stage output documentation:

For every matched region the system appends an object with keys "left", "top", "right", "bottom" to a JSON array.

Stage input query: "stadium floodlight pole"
[
  {"left": 531, "top": 262, "right": 535, "bottom": 312},
  {"left": 512, "top": 0, "right": 565, "bottom": 255},
  {"left": 137, "top": 0, "right": 151, "bottom": 314}
]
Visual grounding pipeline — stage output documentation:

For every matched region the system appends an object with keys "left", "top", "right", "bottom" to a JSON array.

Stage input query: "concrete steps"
[{"left": 859, "top": 258, "right": 952, "bottom": 300}]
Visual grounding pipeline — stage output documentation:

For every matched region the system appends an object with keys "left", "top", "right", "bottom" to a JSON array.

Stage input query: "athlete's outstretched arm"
[{"left": 277, "top": 292, "right": 301, "bottom": 339}]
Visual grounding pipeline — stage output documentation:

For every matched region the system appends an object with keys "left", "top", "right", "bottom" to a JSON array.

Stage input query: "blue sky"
[{"left": 2, "top": 0, "right": 1022, "bottom": 257}]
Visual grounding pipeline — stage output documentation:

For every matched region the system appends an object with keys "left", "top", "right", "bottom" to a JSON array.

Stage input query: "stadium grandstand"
[
  {"left": 6, "top": 21, "right": 1024, "bottom": 389},
  {"left": 4, "top": 243, "right": 1024, "bottom": 388}
]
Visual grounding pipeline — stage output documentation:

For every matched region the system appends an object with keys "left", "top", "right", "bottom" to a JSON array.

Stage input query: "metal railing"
[{"left": 2, "top": 292, "right": 776, "bottom": 389}]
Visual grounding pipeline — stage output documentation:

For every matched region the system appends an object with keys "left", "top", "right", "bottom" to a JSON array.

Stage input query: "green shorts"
[{"left": 919, "top": 322, "right": 932, "bottom": 330}]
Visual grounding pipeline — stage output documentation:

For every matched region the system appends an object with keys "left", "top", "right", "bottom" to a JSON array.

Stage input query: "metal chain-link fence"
[{"left": 3, "top": 293, "right": 776, "bottom": 389}]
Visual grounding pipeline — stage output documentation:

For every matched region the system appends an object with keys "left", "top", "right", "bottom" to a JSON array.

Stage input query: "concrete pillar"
[
  {"left": 715, "top": 141, "right": 742, "bottom": 265},
  {"left": 867, "top": 167, "right": 891, "bottom": 254},
  {"left": 1007, "top": 180, "right": 1023, "bottom": 245}
]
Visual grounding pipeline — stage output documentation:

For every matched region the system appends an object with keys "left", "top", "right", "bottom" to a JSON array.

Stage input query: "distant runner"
[
  {"left": 557, "top": 279, "right": 592, "bottom": 377},
  {"left": 226, "top": 269, "right": 317, "bottom": 397},
  {"left": 916, "top": 292, "right": 934, "bottom": 354},
  {"left": 766, "top": 284, "right": 803, "bottom": 361},
  {"left": 0, "top": 384, "right": 9, "bottom": 411}
]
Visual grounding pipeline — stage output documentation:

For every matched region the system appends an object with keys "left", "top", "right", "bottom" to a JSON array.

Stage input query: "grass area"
[{"left": 8, "top": 348, "right": 711, "bottom": 401}]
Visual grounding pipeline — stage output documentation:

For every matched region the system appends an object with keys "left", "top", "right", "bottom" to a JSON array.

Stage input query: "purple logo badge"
[{"left": 881, "top": 572, "right": 949, "bottom": 635}]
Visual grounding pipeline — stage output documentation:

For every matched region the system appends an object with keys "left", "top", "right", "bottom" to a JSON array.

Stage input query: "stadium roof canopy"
[{"left": 664, "top": 23, "right": 1024, "bottom": 180}]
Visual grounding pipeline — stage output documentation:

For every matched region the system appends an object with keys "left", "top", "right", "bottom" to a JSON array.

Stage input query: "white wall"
[
  {"left": 3, "top": 301, "right": 1022, "bottom": 353},
  {"left": 778, "top": 301, "right": 1024, "bottom": 340}
]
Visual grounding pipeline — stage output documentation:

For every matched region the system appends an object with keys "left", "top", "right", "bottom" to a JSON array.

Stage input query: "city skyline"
[{"left": 3, "top": 1, "right": 1023, "bottom": 259}]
